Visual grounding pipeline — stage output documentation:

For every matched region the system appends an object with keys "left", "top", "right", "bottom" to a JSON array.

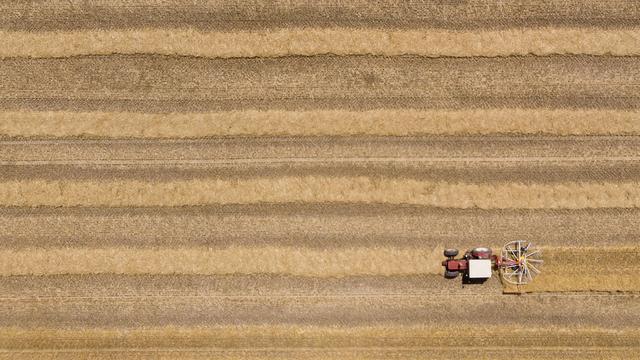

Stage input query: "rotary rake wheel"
[{"left": 500, "top": 240, "right": 543, "bottom": 285}]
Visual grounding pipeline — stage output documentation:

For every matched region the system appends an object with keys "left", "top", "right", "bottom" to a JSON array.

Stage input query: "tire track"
[
  {"left": 2, "top": 136, "right": 638, "bottom": 183},
  {"left": 1, "top": 206, "right": 638, "bottom": 249},
  {"left": 3, "top": 178, "right": 640, "bottom": 208},
  {"left": 0, "top": 326, "right": 638, "bottom": 350},
  {"left": 0, "top": 274, "right": 637, "bottom": 329},
  {"left": 2, "top": 55, "right": 640, "bottom": 112},
  {"left": 3, "top": 0, "right": 639, "bottom": 31}
]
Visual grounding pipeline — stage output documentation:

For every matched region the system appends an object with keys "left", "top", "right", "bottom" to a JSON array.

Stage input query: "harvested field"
[{"left": 1, "top": 1, "right": 639, "bottom": 358}]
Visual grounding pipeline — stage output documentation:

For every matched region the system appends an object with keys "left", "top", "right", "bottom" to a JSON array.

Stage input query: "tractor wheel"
[
  {"left": 444, "top": 270, "right": 459, "bottom": 279},
  {"left": 444, "top": 248, "right": 459, "bottom": 258}
]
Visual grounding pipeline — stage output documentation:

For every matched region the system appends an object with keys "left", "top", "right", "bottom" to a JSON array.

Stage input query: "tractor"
[{"left": 442, "top": 240, "right": 543, "bottom": 285}]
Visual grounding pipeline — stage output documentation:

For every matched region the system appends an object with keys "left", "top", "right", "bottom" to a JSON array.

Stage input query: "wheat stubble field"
[{"left": 1, "top": 1, "right": 640, "bottom": 359}]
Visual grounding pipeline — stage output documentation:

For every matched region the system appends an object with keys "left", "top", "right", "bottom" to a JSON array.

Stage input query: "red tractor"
[{"left": 442, "top": 240, "right": 543, "bottom": 285}]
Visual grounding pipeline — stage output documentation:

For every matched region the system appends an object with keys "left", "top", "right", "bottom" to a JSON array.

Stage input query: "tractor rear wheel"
[
  {"left": 444, "top": 270, "right": 459, "bottom": 279},
  {"left": 444, "top": 248, "right": 459, "bottom": 257}
]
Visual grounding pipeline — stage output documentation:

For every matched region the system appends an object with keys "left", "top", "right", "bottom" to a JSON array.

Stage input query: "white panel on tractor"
[{"left": 468, "top": 259, "right": 492, "bottom": 278}]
